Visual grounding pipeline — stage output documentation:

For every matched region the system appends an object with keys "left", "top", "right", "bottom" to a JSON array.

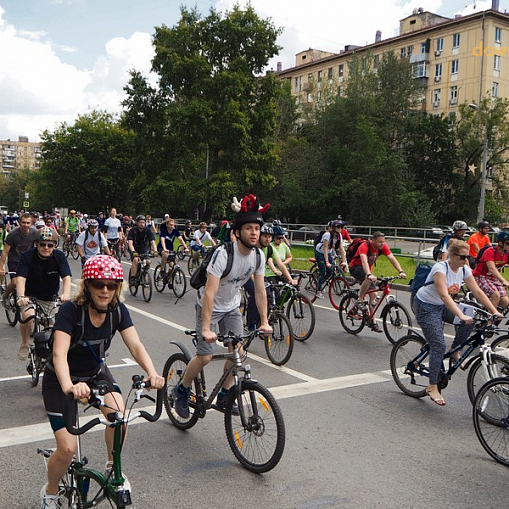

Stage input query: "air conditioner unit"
[
  {"left": 450, "top": 98, "right": 458, "bottom": 105},
  {"left": 435, "top": 50, "right": 442, "bottom": 57},
  {"left": 434, "top": 76, "right": 441, "bottom": 82},
  {"left": 433, "top": 101, "right": 440, "bottom": 107}
]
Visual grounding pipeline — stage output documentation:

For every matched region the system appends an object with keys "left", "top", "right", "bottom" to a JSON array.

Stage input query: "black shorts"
[
  {"left": 42, "top": 366, "right": 120, "bottom": 432},
  {"left": 349, "top": 265, "right": 366, "bottom": 284}
]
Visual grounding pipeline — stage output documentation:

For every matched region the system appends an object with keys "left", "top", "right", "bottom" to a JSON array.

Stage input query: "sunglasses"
[
  {"left": 39, "top": 242, "right": 56, "bottom": 248},
  {"left": 89, "top": 280, "right": 120, "bottom": 291},
  {"left": 455, "top": 254, "right": 469, "bottom": 260},
  {"left": 275, "top": 236, "right": 284, "bottom": 240}
]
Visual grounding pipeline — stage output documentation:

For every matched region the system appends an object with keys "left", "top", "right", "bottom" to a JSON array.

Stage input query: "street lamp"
[{"left": 469, "top": 103, "right": 489, "bottom": 223}]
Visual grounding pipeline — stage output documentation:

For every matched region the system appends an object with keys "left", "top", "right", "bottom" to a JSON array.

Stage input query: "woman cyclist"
[{"left": 40, "top": 255, "right": 164, "bottom": 509}]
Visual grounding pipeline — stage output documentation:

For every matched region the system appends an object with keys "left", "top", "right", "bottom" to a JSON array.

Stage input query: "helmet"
[
  {"left": 88, "top": 219, "right": 99, "bottom": 228},
  {"left": 478, "top": 221, "right": 490, "bottom": 229},
  {"left": 135, "top": 215, "right": 146, "bottom": 222},
  {"left": 37, "top": 227, "right": 58, "bottom": 243},
  {"left": 452, "top": 220, "right": 468, "bottom": 231},
  {"left": 272, "top": 225, "right": 285, "bottom": 236},
  {"left": 69, "top": 210, "right": 76, "bottom": 214},
  {"left": 82, "top": 255, "right": 124, "bottom": 281},
  {"left": 272, "top": 219, "right": 282, "bottom": 226},
  {"left": 232, "top": 195, "right": 269, "bottom": 231},
  {"left": 83, "top": 213, "right": 88, "bottom": 218},
  {"left": 260, "top": 225, "right": 273, "bottom": 235},
  {"left": 35, "top": 219, "right": 45, "bottom": 228},
  {"left": 497, "top": 231, "right": 509, "bottom": 243}
]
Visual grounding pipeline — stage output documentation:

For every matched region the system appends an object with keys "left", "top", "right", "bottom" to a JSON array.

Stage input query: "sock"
[
  {"left": 218, "top": 387, "right": 228, "bottom": 399},
  {"left": 177, "top": 382, "right": 189, "bottom": 395}
]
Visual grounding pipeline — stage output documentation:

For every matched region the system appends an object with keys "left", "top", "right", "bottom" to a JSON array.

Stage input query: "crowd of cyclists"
[{"left": 2, "top": 203, "right": 509, "bottom": 506}]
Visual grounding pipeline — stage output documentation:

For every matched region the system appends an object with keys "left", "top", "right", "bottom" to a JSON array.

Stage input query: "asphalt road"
[{"left": 0, "top": 255, "right": 508, "bottom": 509}]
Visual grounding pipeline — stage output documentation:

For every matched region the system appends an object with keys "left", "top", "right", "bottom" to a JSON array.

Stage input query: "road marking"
[{"left": 0, "top": 369, "right": 392, "bottom": 448}]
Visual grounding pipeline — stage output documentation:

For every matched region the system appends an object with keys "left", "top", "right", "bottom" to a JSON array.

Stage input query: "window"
[
  {"left": 433, "top": 89, "right": 441, "bottom": 103},
  {"left": 295, "top": 76, "right": 302, "bottom": 92},
  {"left": 451, "top": 60, "right": 459, "bottom": 74},
  {"left": 308, "top": 73, "right": 314, "bottom": 83},
  {"left": 493, "top": 82, "right": 499, "bottom": 97},
  {"left": 450, "top": 85, "right": 458, "bottom": 103},
  {"left": 413, "top": 62, "right": 427, "bottom": 78},
  {"left": 317, "top": 91, "right": 322, "bottom": 103},
  {"left": 495, "top": 27, "right": 502, "bottom": 43},
  {"left": 400, "top": 47, "right": 406, "bottom": 58},
  {"left": 421, "top": 42, "right": 427, "bottom": 54},
  {"left": 328, "top": 67, "right": 333, "bottom": 82},
  {"left": 373, "top": 55, "right": 379, "bottom": 69},
  {"left": 307, "top": 93, "right": 313, "bottom": 103},
  {"left": 407, "top": 45, "right": 413, "bottom": 56},
  {"left": 338, "top": 86, "right": 343, "bottom": 97},
  {"left": 435, "top": 63, "right": 442, "bottom": 77},
  {"left": 317, "top": 70, "right": 322, "bottom": 82},
  {"left": 452, "top": 33, "right": 460, "bottom": 48},
  {"left": 436, "top": 38, "right": 444, "bottom": 52},
  {"left": 338, "top": 64, "right": 344, "bottom": 78},
  {"left": 494, "top": 55, "right": 501, "bottom": 70}
]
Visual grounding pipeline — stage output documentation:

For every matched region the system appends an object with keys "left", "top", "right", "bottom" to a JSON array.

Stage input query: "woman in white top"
[{"left": 414, "top": 239, "right": 500, "bottom": 406}]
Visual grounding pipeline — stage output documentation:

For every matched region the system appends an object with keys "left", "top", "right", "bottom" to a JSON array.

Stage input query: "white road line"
[{"left": 0, "top": 370, "right": 392, "bottom": 448}]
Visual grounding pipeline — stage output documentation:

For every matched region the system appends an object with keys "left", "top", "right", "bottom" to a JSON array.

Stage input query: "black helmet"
[
  {"left": 478, "top": 221, "right": 490, "bottom": 230},
  {"left": 232, "top": 195, "right": 269, "bottom": 231},
  {"left": 136, "top": 215, "right": 146, "bottom": 222}
]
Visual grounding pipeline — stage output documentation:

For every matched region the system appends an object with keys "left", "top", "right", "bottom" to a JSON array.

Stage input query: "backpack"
[
  {"left": 474, "top": 244, "right": 495, "bottom": 268},
  {"left": 433, "top": 235, "right": 451, "bottom": 261},
  {"left": 346, "top": 237, "right": 368, "bottom": 264},
  {"left": 313, "top": 230, "right": 326, "bottom": 248},
  {"left": 190, "top": 243, "right": 262, "bottom": 290},
  {"left": 410, "top": 262, "right": 465, "bottom": 298}
]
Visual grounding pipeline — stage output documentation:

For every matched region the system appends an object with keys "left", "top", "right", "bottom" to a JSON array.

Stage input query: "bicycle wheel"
[
  {"left": 171, "top": 266, "right": 187, "bottom": 298},
  {"left": 129, "top": 275, "right": 139, "bottom": 297},
  {"left": 154, "top": 264, "right": 166, "bottom": 293},
  {"left": 338, "top": 293, "right": 365, "bottom": 335},
  {"left": 162, "top": 353, "right": 200, "bottom": 430},
  {"left": 300, "top": 273, "right": 318, "bottom": 303},
  {"left": 328, "top": 276, "right": 349, "bottom": 310},
  {"left": 27, "top": 352, "right": 43, "bottom": 387},
  {"left": 176, "top": 244, "right": 185, "bottom": 260},
  {"left": 473, "top": 377, "right": 509, "bottom": 466},
  {"left": 71, "top": 241, "right": 80, "bottom": 260},
  {"left": 4, "top": 291, "right": 18, "bottom": 327},
  {"left": 466, "top": 354, "right": 509, "bottom": 405},
  {"left": 390, "top": 334, "right": 429, "bottom": 397},
  {"left": 63, "top": 239, "right": 70, "bottom": 258},
  {"left": 265, "top": 312, "right": 294, "bottom": 366},
  {"left": 381, "top": 301, "right": 412, "bottom": 345},
  {"left": 73, "top": 470, "right": 107, "bottom": 508},
  {"left": 224, "top": 380, "right": 286, "bottom": 473},
  {"left": 490, "top": 334, "right": 509, "bottom": 355},
  {"left": 188, "top": 255, "right": 200, "bottom": 276},
  {"left": 141, "top": 270, "right": 152, "bottom": 302},
  {"left": 285, "top": 293, "right": 315, "bottom": 341}
]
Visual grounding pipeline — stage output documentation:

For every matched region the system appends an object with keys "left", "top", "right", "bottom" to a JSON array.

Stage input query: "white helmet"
[{"left": 452, "top": 220, "right": 468, "bottom": 230}]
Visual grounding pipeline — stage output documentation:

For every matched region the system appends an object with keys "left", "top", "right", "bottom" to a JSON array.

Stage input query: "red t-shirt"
[
  {"left": 473, "top": 246, "right": 509, "bottom": 277},
  {"left": 349, "top": 240, "right": 392, "bottom": 268},
  {"left": 341, "top": 228, "right": 352, "bottom": 242}
]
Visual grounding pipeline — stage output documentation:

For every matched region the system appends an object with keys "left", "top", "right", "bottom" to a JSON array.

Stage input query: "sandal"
[{"left": 426, "top": 387, "right": 446, "bottom": 406}]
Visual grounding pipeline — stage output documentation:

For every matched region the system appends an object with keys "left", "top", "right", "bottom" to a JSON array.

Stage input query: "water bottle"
[{"left": 371, "top": 296, "right": 381, "bottom": 309}]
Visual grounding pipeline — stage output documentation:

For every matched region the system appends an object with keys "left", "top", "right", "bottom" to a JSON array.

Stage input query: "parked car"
[
  {"left": 431, "top": 224, "right": 453, "bottom": 235},
  {"left": 291, "top": 225, "right": 322, "bottom": 241},
  {"left": 422, "top": 226, "right": 445, "bottom": 238}
]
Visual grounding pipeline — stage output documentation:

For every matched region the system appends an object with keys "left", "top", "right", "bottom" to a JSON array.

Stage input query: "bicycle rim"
[
  {"left": 265, "top": 313, "right": 294, "bottom": 365},
  {"left": 224, "top": 381, "right": 285, "bottom": 473},
  {"left": 466, "top": 355, "right": 509, "bottom": 405},
  {"left": 171, "top": 267, "right": 187, "bottom": 298},
  {"left": 286, "top": 294, "right": 315, "bottom": 341},
  {"left": 154, "top": 265, "right": 166, "bottom": 293},
  {"left": 141, "top": 271, "right": 152, "bottom": 302},
  {"left": 473, "top": 377, "right": 509, "bottom": 465},
  {"left": 382, "top": 302, "right": 412, "bottom": 345},
  {"left": 188, "top": 256, "right": 199, "bottom": 276},
  {"left": 338, "top": 293, "right": 365, "bottom": 334},
  {"left": 301, "top": 273, "right": 318, "bottom": 302},
  {"left": 329, "top": 277, "right": 349, "bottom": 310},
  {"left": 129, "top": 277, "right": 138, "bottom": 297},
  {"left": 74, "top": 470, "right": 107, "bottom": 508},
  {"left": 5, "top": 293, "right": 18, "bottom": 326}
]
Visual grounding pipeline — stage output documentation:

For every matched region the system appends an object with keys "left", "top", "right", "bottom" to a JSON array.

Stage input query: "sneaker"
[
  {"left": 368, "top": 322, "right": 382, "bottom": 333},
  {"left": 213, "top": 394, "right": 240, "bottom": 416},
  {"left": 18, "top": 345, "right": 29, "bottom": 360},
  {"left": 40, "top": 484, "right": 62, "bottom": 509},
  {"left": 316, "top": 291, "right": 324, "bottom": 299},
  {"left": 171, "top": 385, "right": 190, "bottom": 419},
  {"left": 356, "top": 300, "right": 367, "bottom": 310},
  {"left": 104, "top": 464, "right": 131, "bottom": 488}
]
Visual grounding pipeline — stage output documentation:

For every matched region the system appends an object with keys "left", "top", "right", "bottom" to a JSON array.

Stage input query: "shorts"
[
  {"left": 349, "top": 265, "right": 366, "bottom": 284},
  {"left": 7, "top": 260, "right": 19, "bottom": 275},
  {"left": 194, "top": 304, "right": 243, "bottom": 356},
  {"left": 191, "top": 244, "right": 205, "bottom": 254},
  {"left": 42, "top": 366, "right": 120, "bottom": 432},
  {"left": 474, "top": 274, "right": 508, "bottom": 299}
]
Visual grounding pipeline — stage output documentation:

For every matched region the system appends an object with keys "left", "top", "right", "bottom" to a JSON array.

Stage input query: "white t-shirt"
[
  {"left": 316, "top": 231, "right": 341, "bottom": 255},
  {"left": 76, "top": 230, "right": 108, "bottom": 258},
  {"left": 191, "top": 229, "right": 212, "bottom": 247},
  {"left": 197, "top": 242, "right": 265, "bottom": 313},
  {"left": 104, "top": 217, "right": 122, "bottom": 240},
  {"left": 416, "top": 261, "right": 471, "bottom": 306}
]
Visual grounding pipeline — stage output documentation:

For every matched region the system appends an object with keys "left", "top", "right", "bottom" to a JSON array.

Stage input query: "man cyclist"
[
  {"left": 64, "top": 209, "right": 81, "bottom": 242},
  {"left": 348, "top": 231, "right": 406, "bottom": 333},
  {"left": 102, "top": 208, "right": 124, "bottom": 259},
  {"left": 437, "top": 220, "right": 469, "bottom": 261},
  {"left": 76, "top": 219, "right": 110, "bottom": 267},
  {"left": 171, "top": 195, "right": 272, "bottom": 418},
  {"left": 182, "top": 220, "right": 193, "bottom": 243},
  {"left": 127, "top": 215, "right": 157, "bottom": 283},
  {"left": 158, "top": 216, "right": 188, "bottom": 274},
  {"left": 16, "top": 227, "right": 72, "bottom": 361},
  {"left": 190, "top": 222, "right": 216, "bottom": 257},
  {"left": 467, "top": 221, "right": 491, "bottom": 267},
  {"left": 96, "top": 211, "right": 106, "bottom": 230}
]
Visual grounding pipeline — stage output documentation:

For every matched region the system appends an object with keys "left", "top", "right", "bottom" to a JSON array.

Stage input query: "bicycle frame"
[{"left": 364, "top": 280, "right": 396, "bottom": 319}]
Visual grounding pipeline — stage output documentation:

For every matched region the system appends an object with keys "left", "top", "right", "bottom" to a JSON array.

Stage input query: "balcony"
[{"left": 410, "top": 52, "right": 429, "bottom": 64}]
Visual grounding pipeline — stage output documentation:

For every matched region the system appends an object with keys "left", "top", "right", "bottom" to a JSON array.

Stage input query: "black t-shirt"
[
  {"left": 16, "top": 248, "right": 72, "bottom": 300},
  {"left": 127, "top": 226, "right": 155, "bottom": 252},
  {"left": 51, "top": 301, "right": 133, "bottom": 377}
]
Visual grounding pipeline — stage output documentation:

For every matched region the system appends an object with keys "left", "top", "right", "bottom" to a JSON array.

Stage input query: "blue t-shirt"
[{"left": 158, "top": 224, "right": 181, "bottom": 250}]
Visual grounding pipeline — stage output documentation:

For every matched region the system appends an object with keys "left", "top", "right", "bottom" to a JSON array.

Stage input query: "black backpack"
[
  {"left": 346, "top": 237, "right": 368, "bottom": 264},
  {"left": 474, "top": 244, "right": 496, "bottom": 267},
  {"left": 190, "top": 243, "right": 262, "bottom": 290},
  {"left": 433, "top": 235, "right": 450, "bottom": 261},
  {"left": 313, "top": 230, "right": 326, "bottom": 248}
]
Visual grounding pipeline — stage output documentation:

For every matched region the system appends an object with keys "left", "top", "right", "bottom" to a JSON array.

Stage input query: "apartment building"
[
  {"left": 0, "top": 136, "right": 41, "bottom": 176},
  {"left": 277, "top": 4, "right": 509, "bottom": 115}
]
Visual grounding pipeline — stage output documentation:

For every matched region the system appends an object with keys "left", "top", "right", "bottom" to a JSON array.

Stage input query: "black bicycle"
[
  {"left": 154, "top": 251, "right": 187, "bottom": 298},
  {"left": 129, "top": 253, "right": 153, "bottom": 302},
  {"left": 1, "top": 271, "right": 18, "bottom": 326}
]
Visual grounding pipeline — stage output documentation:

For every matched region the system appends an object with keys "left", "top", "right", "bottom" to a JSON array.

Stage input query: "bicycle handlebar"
[
  {"left": 184, "top": 328, "right": 265, "bottom": 348},
  {"left": 17, "top": 297, "right": 61, "bottom": 324}
]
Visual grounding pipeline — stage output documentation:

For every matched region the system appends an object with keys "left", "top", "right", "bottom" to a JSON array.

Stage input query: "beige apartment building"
[
  {"left": 0, "top": 136, "right": 41, "bottom": 176},
  {"left": 277, "top": 5, "right": 509, "bottom": 116}
]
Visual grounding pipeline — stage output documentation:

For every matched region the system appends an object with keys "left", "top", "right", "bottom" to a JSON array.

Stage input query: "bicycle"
[
  {"left": 63, "top": 232, "right": 80, "bottom": 260},
  {"left": 338, "top": 275, "right": 411, "bottom": 344},
  {"left": 128, "top": 253, "right": 153, "bottom": 303},
  {"left": 154, "top": 251, "right": 187, "bottom": 298},
  {"left": 472, "top": 376, "right": 509, "bottom": 466},
  {"left": 38, "top": 375, "right": 162, "bottom": 508},
  {"left": 0, "top": 271, "right": 18, "bottom": 326},
  {"left": 390, "top": 309, "right": 509, "bottom": 404},
  {"left": 175, "top": 241, "right": 190, "bottom": 261},
  {"left": 162, "top": 329, "right": 286, "bottom": 473},
  {"left": 306, "top": 256, "right": 350, "bottom": 309},
  {"left": 187, "top": 246, "right": 212, "bottom": 276},
  {"left": 107, "top": 238, "right": 123, "bottom": 262}
]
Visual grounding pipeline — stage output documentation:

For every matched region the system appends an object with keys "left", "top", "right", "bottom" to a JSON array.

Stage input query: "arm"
[
  {"left": 337, "top": 243, "right": 347, "bottom": 268},
  {"left": 274, "top": 255, "right": 296, "bottom": 285},
  {"left": 282, "top": 247, "right": 293, "bottom": 266},
  {"left": 465, "top": 275, "right": 501, "bottom": 315},
  {"left": 60, "top": 275, "right": 72, "bottom": 302},
  {"left": 323, "top": 239, "right": 331, "bottom": 268},
  {"left": 201, "top": 274, "right": 221, "bottom": 342},
  {"left": 434, "top": 272, "right": 473, "bottom": 323},
  {"left": 15, "top": 275, "right": 29, "bottom": 306},
  {"left": 0, "top": 243, "right": 11, "bottom": 275},
  {"left": 387, "top": 253, "right": 406, "bottom": 278},
  {"left": 359, "top": 253, "right": 376, "bottom": 283},
  {"left": 178, "top": 235, "right": 188, "bottom": 251},
  {"left": 253, "top": 273, "right": 271, "bottom": 331},
  {"left": 485, "top": 260, "right": 509, "bottom": 287}
]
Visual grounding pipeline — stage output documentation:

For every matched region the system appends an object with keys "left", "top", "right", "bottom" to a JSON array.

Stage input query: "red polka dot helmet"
[{"left": 82, "top": 255, "right": 124, "bottom": 281}]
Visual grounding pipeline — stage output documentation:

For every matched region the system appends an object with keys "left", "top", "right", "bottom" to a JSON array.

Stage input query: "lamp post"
[{"left": 469, "top": 103, "right": 489, "bottom": 223}]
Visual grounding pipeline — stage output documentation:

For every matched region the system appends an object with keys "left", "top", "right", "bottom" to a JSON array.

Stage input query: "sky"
[{"left": 0, "top": 0, "right": 504, "bottom": 142}]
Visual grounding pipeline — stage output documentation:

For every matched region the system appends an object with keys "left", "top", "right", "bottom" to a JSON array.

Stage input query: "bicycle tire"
[
  {"left": 338, "top": 293, "right": 365, "bottom": 335},
  {"left": 285, "top": 293, "right": 315, "bottom": 341},
  {"left": 73, "top": 470, "right": 107, "bottom": 508},
  {"left": 28, "top": 353, "right": 43, "bottom": 387},
  {"left": 63, "top": 240, "right": 70, "bottom": 258},
  {"left": 224, "top": 380, "right": 286, "bottom": 473},
  {"left": 141, "top": 270, "right": 152, "bottom": 302},
  {"left": 265, "top": 312, "right": 294, "bottom": 366},
  {"left": 129, "top": 276, "right": 138, "bottom": 297},
  {"left": 328, "top": 276, "right": 349, "bottom": 310},
  {"left": 301, "top": 272, "right": 318, "bottom": 303},
  {"left": 466, "top": 354, "right": 509, "bottom": 405},
  {"left": 381, "top": 302, "right": 412, "bottom": 345},
  {"left": 162, "top": 352, "right": 200, "bottom": 430},
  {"left": 390, "top": 334, "right": 429, "bottom": 398},
  {"left": 171, "top": 266, "right": 187, "bottom": 298},
  {"left": 71, "top": 241, "right": 80, "bottom": 260},
  {"left": 154, "top": 264, "right": 166, "bottom": 293},
  {"left": 3, "top": 291, "right": 18, "bottom": 326},
  {"left": 176, "top": 244, "right": 185, "bottom": 260},
  {"left": 473, "top": 377, "right": 509, "bottom": 466},
  {"left": 490, "top": 334, "right": 509, "bottom": 354}
]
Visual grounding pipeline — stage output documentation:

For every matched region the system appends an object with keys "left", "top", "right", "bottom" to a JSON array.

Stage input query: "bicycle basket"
[{"left": 34, "top": 330, "right": 53, "bottom": 358}]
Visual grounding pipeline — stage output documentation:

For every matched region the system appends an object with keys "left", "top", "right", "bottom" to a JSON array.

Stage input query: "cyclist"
[
  {"left": 467, "top": 221, "right": 491, "bottom": 267},
  {"left": 145, "top": 214, "right": 157, "bottom": 233},
  {"left": 271, "top": 225, "right": 292, "bottom": 268},
  {"left": 348, "top": 231, "right": 406, "bottom": 333},
  {"left": 39, "top": 255, "right": 164, "bottom": 508},
  {"left": 218, "top": 215, "right": 235, "bottom": 244},
  {"left": 472, "top": 231, "right": 509, "bottom": 310},
  {"left": 272, "top": 219, "right": 291, "bottom": 247},
  {"left": 437, "top": 220, "right": 469, "bottom": 261},
  {"left": 102, "top": 208, "right": 124, "bottom": 259},
  {"left": 76, "top": 219, "right": 110, "bottom": 268},
  {"left": 182, "top": 220, "right": 193, "bottom": 243},
  {"left": 127, "top": 215, "right": 157, "bottom": 284},
  {"left": 0, "top": 213, "right": 38, "bottom": 318},
  {"left": 16, "top": 228, "right": 72, "bottom": 361},
  {"left": 315, "top": 220, "right": 347, "bottom": 299},
  {"left": 171, "top": 195, "right": 272, "bottom": 418},
  {"left": 413, "top": 239, "right": 501, "bottom": 406},
  {"left": 63, "top": 209, "right": 81, "bottom": 241},
  {"left": 158, "top": 216, "right": 188, "bottom": 274},
  {"left": 190, "top": 222, "right": 216, "bottom": 258},
  {"left": 96, "top": 211, "right": 106, "bottom": 230}
]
